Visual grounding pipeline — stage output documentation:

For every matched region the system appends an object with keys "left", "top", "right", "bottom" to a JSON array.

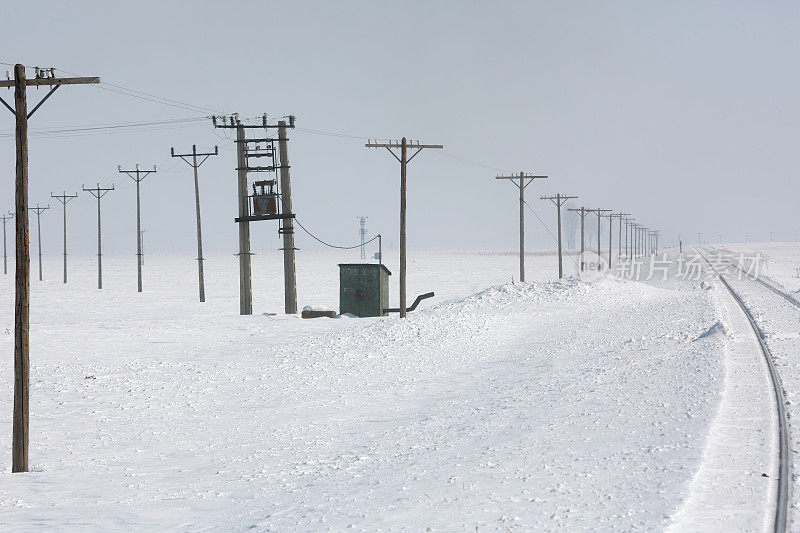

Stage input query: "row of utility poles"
[{"left": 495, "top": 171, "right": 660, "bottom": 280}]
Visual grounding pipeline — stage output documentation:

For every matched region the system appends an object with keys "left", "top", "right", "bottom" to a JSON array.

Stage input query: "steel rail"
[{"left": 699, "top": 249, "right": 790, "bottom": 533}]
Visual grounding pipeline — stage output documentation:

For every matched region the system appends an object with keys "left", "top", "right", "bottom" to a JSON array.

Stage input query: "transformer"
[{"left": 252, "top": 180, "right": 278, "bottom": 216}]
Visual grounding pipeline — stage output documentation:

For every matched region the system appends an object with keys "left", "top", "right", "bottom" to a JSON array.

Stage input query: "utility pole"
[
  {"left": 540, "top": 194, "right": 578, "bottom": 278},
  {"left": 610, "top": 213, "right": 630, "bottom": 266},
  {"left": 640, "top": 227, "right": 649, "bottom": 256},
  {"left": 588, "top": 209, "right": 612, "bottom": 261},
  {"left": 770, "top": 231, "right": 774, "bottom": 242},
  {"left": 0, "top": 64, "right": 98, "bottom": 473},
  {"left": 82, "top": 183, "right": 114, "bottom": 289},
  {"left": 357, "top": 216, "right": 368, "bottom": 260},
  {"left": 697, "top": 232, "right": 702, "bottom": 245},
  {"left": 50, "top": 191, "right": 78, "bottom": 284},
  {"left": 1, "top": 212, "right": 13, "bottom": 275},
  {"left": 366, "top": 138, "right": 443, "bottom": 317},
  {"left": 605, "top": 212, "right": 614, "bottom": 267},
  {"left": 171, "top": 144, "right": 219, "bottom": 303},
  {"left": 718, "top": 233, "right": 723, "bottom": 245},
  {"left": 277, "top": 119, "right": 298, "bottom": 315},
  {"left": 28, "top": 205, "right": 49, "bottom": 282},
  {"left": 212, "top": 114, "right": 297, "bottom": 315},
  {"left": 118, "top": 164, "right": 157, "bottom": 293},
  {"left": 567, "top": 207, "right": 590, "bottom": 272},
  {"left": 495, "top": 172, "right": 548, "bottom": 282},
  {"left": 745, "top": 233, "right": 750, "bottom": 244},
  {"left": 624, "top": 218, "right": 634, "bottom": 259}
]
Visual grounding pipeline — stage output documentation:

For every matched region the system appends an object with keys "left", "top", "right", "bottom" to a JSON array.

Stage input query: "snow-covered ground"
[{"left": 0, "top": 246, "right": 795, "bottom": 530}]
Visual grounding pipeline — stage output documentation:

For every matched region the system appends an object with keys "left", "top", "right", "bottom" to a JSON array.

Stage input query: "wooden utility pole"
[
  {"left": 624, "top": 217, "right": 634, "bottom": 259},
  {"left": 277, "top": 120, "right": 298, "bottom": 314},
  {"left": 366, "top": 138, "right": 443, "bottom": 317},
  {"left": 0, "top": 63, "right": 99, "bottom": 473},
  {"left": 588, "top": 209, "right": 611, "bottom": 263},
  {"left": 1, "top": 212, "right": 13, "bottom": 275},
  {"left": 540, "top": 194, "right": 578, "bottom": 278},
  {"left": 606, "top": 212, "right": 629, "bottom": 268},
  {"left": 567, "top": 207, "right": 590, "bottom": 272},
  {"left": 82, "top": 184, "right": 114, "bottom": 289},
  {"left": 171, "top": 145, "right": 219, "bottom": 302},
  {"left": 639, "top": 226, "right": 648, "bottom": 257},
  {"left": 50, "top": 192, "right": 78, "bottom": 283},
  {"left": 495, "top": 172, "right": 548, "bottom": 282},
  {"left": 118, "top": 164, "right": 157, "bottom": 293},
  {"left": 28, "top": 205, "right": 50, "bottom": 282},
  {"left": 612, "top": 213, "right": 630, "bottom": 263}
]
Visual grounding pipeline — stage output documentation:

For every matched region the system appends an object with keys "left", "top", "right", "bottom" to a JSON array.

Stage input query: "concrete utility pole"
[
  {"left": 82, "top": 184, "right": 114, "bottom": 289},
  {"left": 0, "top": 64, "right": 98, "bottom": 473},
  {"left": 277, "top": 120, "right": 298, "bottom": 315},
  {"left": 496, "top": 172, "right": 548, "bottom": 282},
  {"left": 567, "top": 207, "right": 591, "bottom": 272},
  {"left": 212, "top": 114, "right": 297, "bottom": 315},
  {"left": 118, "top": 164, "right": 157, "bottom": 293},
  {"left": 235, "top": 122, "right": 252, "bottom": 314},
  {"left": 171, "top": 144, "right": 219, "bottom": 303},
  {"left": 366, "top": 138, "right": 443, "bottom": 318},
  {"left": 28, "top": 205, "right": 49, "bottom": 282},
  {"left": 357, "top": 216, "right": 368, "bottom": 260},
  {"left": 1, "top": 212, "right": 13, "bottom": 275},
  {"left": 540, "top": 194, "right": 578, "bottom": 279},
  {"left": 50, "top": 192, "right": 78, "bottom": 284}
]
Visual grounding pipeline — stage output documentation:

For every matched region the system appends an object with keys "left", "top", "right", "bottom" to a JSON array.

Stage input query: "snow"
[{"left": 0, "top": 246, "right": 793, "bottom": 530}]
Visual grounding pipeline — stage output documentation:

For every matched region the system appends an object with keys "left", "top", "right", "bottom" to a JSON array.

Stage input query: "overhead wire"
[{"left": 523, "top": 199, "right": 581, "bottom": 269}]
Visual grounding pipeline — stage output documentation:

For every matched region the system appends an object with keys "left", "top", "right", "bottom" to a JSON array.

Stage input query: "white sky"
[{"left": 2, "top": 1, "right": 799, "bottom": 257}]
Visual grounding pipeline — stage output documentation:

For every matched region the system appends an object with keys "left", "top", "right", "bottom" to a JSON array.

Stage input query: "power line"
[{"left": 0, "top": 116, "right": 207, "bottom": 137}]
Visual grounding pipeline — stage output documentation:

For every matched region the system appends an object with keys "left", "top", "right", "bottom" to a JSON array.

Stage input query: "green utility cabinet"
[{"left": 338, "top": 263, "right": 392, "bottom": 317}]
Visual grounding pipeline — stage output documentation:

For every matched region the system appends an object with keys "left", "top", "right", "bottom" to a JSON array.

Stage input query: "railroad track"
[
  {"left": 698, "top": 249, "right": 790, "bottom": 533},
  {"left": 701, "top": 246, "right": 800, "bottom": 311}
]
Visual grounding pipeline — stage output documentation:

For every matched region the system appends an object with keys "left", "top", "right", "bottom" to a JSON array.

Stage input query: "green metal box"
[{"left": 338, "top": 263, "right": 392, "bottom": 317}]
